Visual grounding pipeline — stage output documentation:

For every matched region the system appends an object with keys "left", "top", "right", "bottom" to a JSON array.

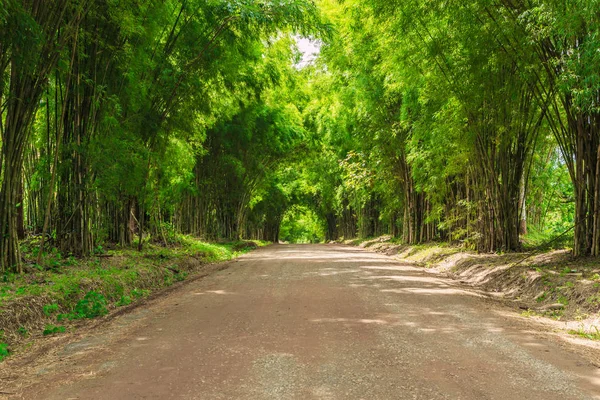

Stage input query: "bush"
[{"left": 58, "top": 291, "right": 109, "bottom": 320}]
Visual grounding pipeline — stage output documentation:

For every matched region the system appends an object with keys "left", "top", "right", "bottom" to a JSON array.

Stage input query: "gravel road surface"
[{"left": 12, "top": 244, "right": 600, "bottom": 399}]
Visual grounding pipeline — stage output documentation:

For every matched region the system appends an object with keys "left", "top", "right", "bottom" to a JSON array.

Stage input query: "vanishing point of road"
[{"left": 12, "top": 245, "right": 600, "bottom": 399}]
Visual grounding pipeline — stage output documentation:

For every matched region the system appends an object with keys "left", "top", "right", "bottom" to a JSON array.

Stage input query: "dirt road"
[{"left": 9, "top": 244, "right": 600, "bottom": 399}]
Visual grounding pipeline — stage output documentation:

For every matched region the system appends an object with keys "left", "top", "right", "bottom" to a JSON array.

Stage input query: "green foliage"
[
  {"left": 116, "top": 295, "right": 132, "bottom": 307},
  {"left": 280, "top": 206, "right": 325, "bottom": 243},
  {"left": 131, "top": 288, "right": 151, "bottom": 299},
  {"left": 0, "top": 331, "right": 6, "bottom": 361},
  {"left": 43, "top": 303, "right": 59, "bottom": 316},
  {"left": 0, "top": 0, "right": 327, "bottom": 273},
  {"left": 0, "top": 238, "right": 256, "bottom": 347},
  {"left": 43, "top": 325, "right": 66, "bottom": 336},
  {"left": 0, "top": 0, "right": 596, "bottom": 284},
  {"left": 0, "top": 342, "right": 8, "bottom": 362},
  {"left": 569, "top": 326, "right": 600, "bottom": 341},
  {"left": 68, "top": 291, "right": 109, "bottom": 320}
]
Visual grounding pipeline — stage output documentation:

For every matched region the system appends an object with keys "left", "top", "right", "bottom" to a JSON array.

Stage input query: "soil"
[
  {"left": 1, "top": 244, "right": 600, "bottom": 399},
  {"left": 356, "top": 239, "right": 600, "bottom": 328}
]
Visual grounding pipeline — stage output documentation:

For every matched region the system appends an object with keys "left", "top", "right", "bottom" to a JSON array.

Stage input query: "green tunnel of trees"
[{"left": 0, "top": 0, "right": 598, "bottom": 273}]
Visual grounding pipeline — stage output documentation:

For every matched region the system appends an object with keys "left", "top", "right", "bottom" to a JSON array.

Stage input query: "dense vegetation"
[{"left": 1, "top": 0, "right": 599, "bottom": 275}]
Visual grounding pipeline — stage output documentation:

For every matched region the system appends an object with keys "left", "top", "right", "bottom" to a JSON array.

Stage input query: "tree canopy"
[{"left": 1, "top": 0, "right": 599, "bottom": 273}]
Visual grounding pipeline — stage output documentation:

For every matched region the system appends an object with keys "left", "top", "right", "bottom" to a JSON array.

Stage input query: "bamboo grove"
[
  {"left": 0, "top": 0, "right": 326, "bottom": 272},
  {"left": 299, "top": 0, "right": 599, "bottom": 254},
  {"left": 0, "top": 0, "right": 599, "bottom": 273}
]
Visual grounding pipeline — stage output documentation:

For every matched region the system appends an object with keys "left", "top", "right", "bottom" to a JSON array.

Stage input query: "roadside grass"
[
  {"left": 345, "top": 235, "right": 600, "bottom": 334},
  {"left": 0, "top": 236, "right": 268, "bottom": 361},
  {"left": 521, "top": 229, "right": 573, "bottom": 252},
  {"left": 568, "top": 326, "right": 600, "bottom": 341}
]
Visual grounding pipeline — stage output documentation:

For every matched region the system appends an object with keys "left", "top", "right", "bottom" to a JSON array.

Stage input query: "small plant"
[
  {"left": 563, "top": 281, "right": 575, "bottom": 289},
  {"left": 0, "top": 342, "right": 9, "bottom": 362},
  {"left": 18, "top": 327, "right": 29, "bottom": 337},
  {"left": 587, "top": 294, "right": 600, "bottom": 305},
  {"left": 174, "top": 271, "right": 188, "bottom": 282},
  {"left": 116, "top": 295, "right": 132, "bottom": 307},
  {"left": 568, "top": 326, "right": 600, "bottom": 341},
  {"left": 131, "top": 288, "right": 150, "bottom": 299},
  {"left": 71, "top": 291, "right": 108, "bottom": 319},
  {"left": 43, "top": 324, "right": 66, "bottom": 336},
  {"left": 64, "top": 256, "right": 78, "bottom": 267},
  {"left": 43, "top": 303, "right": 59, "bottom": 316},
  {"left": 520, "top": 309, "right": 537, "bottom": 317},
  {"left": 536, "top": 292, "right": 548, "bottom": 303},
  {"left": 558, "top": 295, "right": 569, "bottom": 306},
  {"left": 574, "top": 309, "right": 590, "bottom": 321},
  {"left": 58, "top": 291, "right": 109, "bottom": 321},
  {"left": 1, "top": 272, "right": 16, "bottom": 284},
  {"left": 544, "top": 309, "right": 563, "bottom": 320},
  {"left": 93, "top": 244, "right": 105, "bottom": 255}
]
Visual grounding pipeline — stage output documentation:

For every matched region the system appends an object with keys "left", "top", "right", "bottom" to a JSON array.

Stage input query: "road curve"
[{"left": 21, "top": 245, "right": 600, "bottom": 399}]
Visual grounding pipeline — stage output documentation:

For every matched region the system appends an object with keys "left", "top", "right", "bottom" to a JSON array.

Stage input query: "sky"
[{"left": 295, "top": 37, "right": 321, "bottom": 69}]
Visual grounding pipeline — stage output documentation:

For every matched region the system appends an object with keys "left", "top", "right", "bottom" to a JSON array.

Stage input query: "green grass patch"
[
  {"left": 521, "top": 228, "right": 573, "bottom": 251},
  {"left": 42, "top": 324, "right": 66, "bottom": 336},
  {"left": 0, "top": 342, "right": 8, "bottom": 361}
]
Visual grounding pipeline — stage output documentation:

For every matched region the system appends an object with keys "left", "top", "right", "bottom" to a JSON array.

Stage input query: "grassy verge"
[
  {"left": 0, "top": 236, "right": 268, "bottom": 362},
  {"left": 345, "top": 236, "right": 600, "bottom": 334}
]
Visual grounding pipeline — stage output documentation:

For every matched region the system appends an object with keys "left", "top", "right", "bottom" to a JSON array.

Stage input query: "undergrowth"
[{"left": 0, "top": 236, "right": 268, "bottom": 362}]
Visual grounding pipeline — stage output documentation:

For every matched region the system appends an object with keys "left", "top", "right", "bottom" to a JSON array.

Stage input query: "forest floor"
[
  {"left": 0, "top": 237, "right": 267, "bottom": 363},
  {"left": 347, "top": 237, "right": 600, "bottom": 339},
  {"left": 1, "top": 244, "right": 600, "bottom": 399}
]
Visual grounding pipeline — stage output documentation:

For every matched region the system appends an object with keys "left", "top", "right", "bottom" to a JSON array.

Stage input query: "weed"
[
  {"left": 574, "top": 309, "right": 590, "bottom": 321},
  {"left": 587, "top": 294, "right": 600, "bottom": 305},
  {"left": 43, "top": 303, "right": 59, "bottom": 316},
  {"left": 17, "top": 327, "right": 29, "bottom": 337},
  {"left": 116, "top": 295, "right": 132, "bottom": 307},
  {"left": 43, "top": 324, "right": 66, "bottom": 336},
  {"left": 558, "top": 295, "right": 569, "bottom": 306},
  {"left": 174, "top": 271, "right": 188, "bottom": 282},
  {"left": 0, "top": 343, "right": 8, "bottom": 362},
  {"left": 568, "top": 326, "right": 600, "bottom": 341},
  {"left": 564, "top": 281, "right": 575, "bottom": 289},
  {"left": 544, "top": 309, "right": 563, "bottom": 320},
  {"left": 93, "top": 245, "right": 105, "bottom": 255},
  {"left": 536, "top": 292, "right": 548, "bottom": 303},
  {"left": 131, "top": 288, "right": 150, "bottom": 299},
  {"left": 520, "top": 309, "right": 538, "bottom": 317}
]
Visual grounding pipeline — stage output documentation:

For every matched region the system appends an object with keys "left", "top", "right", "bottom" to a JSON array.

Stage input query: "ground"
[{"left": 2, "top": 244, "right": 600, "bottom": 399}]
